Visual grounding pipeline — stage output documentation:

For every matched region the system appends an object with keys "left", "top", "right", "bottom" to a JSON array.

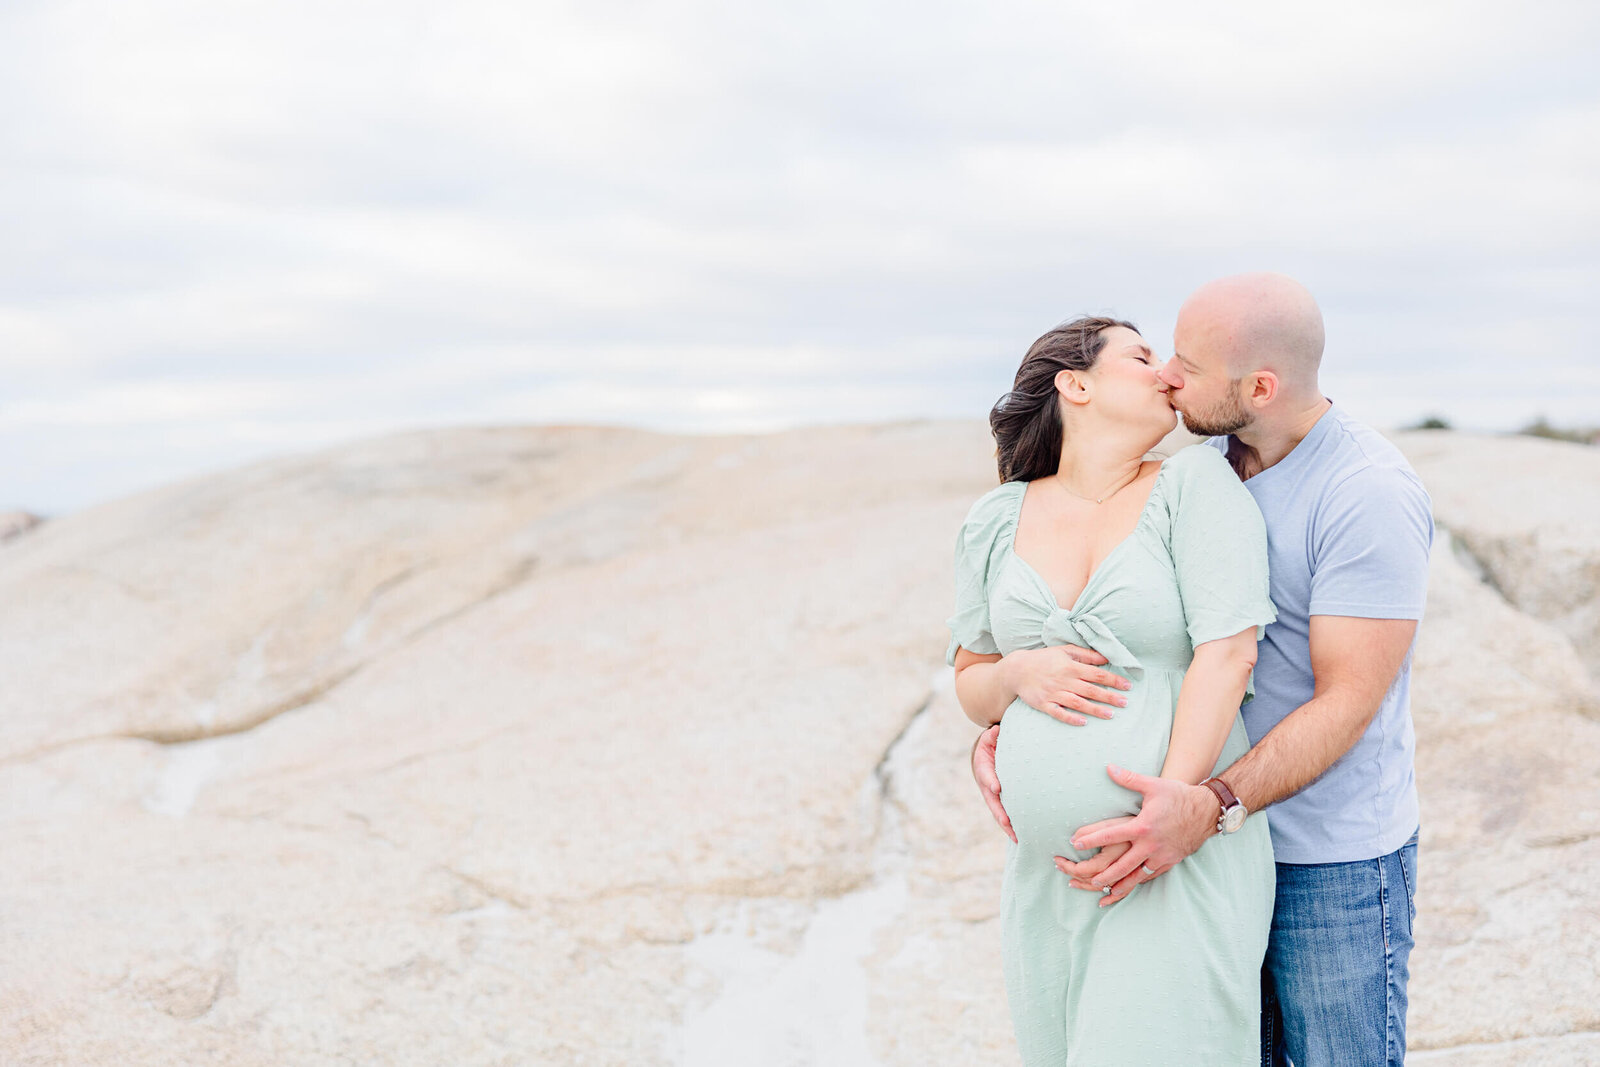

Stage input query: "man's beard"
[{"left": 1180, "top": 384, "right": 1251, "bottom": 437}]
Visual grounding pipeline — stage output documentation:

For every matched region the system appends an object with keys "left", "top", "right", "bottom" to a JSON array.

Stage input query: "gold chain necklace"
[{"left": 1054, "top": 466, "right": 1142, "bottom": 505}]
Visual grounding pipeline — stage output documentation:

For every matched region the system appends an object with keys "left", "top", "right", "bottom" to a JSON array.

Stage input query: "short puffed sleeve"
[
  {"left": 1162, "top": 447, "right": 1278, "bottom": 693},
  {"left": 944, "top": 482, "right": 1020, "bottom": 666}
]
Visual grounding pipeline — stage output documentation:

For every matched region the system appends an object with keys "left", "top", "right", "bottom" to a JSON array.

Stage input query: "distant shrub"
[
  {"left": 1406, "top": 415, "right": 1452, "bottom": 431},
  {"left": 1517, "top": 417, "right": 1597, "bottom": 445}
]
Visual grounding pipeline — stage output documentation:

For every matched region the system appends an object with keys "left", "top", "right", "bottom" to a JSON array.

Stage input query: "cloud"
[{"left": 0, "top": 0, "right": 1596, "bottom": 512}]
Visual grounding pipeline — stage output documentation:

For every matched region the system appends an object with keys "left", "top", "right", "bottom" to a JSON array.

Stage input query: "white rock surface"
[
  {"left": 1394, "top": 430, "right": 1600, "bottom": 679},
  {"left": 0, "top": 423, "right": 1595, "bottom": 1065}
]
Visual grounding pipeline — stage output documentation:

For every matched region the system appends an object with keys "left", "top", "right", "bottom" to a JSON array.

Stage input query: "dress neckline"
[{"left": 1008, "top": 460, "right": 1168, "bottom": 614}]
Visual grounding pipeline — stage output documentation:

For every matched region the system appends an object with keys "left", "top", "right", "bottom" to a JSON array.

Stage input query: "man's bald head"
[{"left": 1177, "top": 272, "right": 1325, "bottom": 392}]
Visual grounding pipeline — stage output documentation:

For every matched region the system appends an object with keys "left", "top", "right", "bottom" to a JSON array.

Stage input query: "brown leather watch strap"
[{"left": 1200, "top": 776, "right": 1239, "bottom": 812}]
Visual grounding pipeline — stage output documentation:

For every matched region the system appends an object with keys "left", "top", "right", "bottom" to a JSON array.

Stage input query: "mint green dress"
[{"left": 946, "top": 445, "right": 1278, "bottom": 1066}]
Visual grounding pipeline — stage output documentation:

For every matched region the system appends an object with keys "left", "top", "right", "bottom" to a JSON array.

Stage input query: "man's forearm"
[
  {"left": 1219, "top": 688, "right": 1374, "bottom": 812},
  {"left": 1223, "top": 615, "right": 1418, "bottom": 812}
]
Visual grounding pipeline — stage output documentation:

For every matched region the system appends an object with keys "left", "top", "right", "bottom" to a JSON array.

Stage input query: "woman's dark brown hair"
[{"left": 990, "top": 315, "right": 1138, "bottom": 483}]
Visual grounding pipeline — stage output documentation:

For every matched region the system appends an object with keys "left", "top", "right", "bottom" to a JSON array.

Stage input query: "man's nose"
[{"left": 1156, "top": 361, "right": 1182, "bottom": 388}]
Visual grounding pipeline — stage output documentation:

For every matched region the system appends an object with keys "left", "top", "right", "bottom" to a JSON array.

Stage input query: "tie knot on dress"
[{"left": 1041, "top": 608, "right": 1143, "bottom": 674}]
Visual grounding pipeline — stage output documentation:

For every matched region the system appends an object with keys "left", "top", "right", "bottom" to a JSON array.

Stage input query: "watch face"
[{"left": 1222, "top": 806, "right": 1248, "bottom": 834}]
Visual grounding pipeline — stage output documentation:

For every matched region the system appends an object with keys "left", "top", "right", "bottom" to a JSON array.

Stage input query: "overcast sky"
[{"left": 3, "top": 0, "right": 1597, "bottom": 514}]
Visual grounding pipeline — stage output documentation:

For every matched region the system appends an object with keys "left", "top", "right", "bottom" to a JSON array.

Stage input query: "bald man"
[{"left": 967, "top": 274, "right": 1432, "bottom": 1066}]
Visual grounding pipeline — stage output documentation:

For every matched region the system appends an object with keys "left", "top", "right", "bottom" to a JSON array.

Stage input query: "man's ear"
[
  {"left": 1245, "top": 371, "right": 1278, "bottom": 408},
  {"left": 1055, "top": 367, "right": 1091, "bottom": 407}
]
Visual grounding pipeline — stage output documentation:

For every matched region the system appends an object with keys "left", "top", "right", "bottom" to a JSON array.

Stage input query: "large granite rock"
[
  {"left": 1, "top": 423, "right": 1595, "bottom": 1065},
  {"left": 1394, "top": 430, "right": 1600, "bottom": 680},
  {"left": 1392, "top": 542, "right": 1600, "bottom": 1054}
]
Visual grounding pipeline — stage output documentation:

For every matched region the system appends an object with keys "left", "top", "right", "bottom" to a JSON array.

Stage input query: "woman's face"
[{"left": 1078, "top": 326, "right": 1177, "bottom": 434}]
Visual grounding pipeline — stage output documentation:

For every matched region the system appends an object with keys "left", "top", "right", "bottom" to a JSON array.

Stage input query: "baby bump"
[{"left": 994, "top": 695, "right": 1172, "bottom": 858}]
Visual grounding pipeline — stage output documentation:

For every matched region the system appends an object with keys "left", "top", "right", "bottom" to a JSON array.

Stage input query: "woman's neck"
[{"left": 1053, "top": 426, "right": 1156, "bottom": 497}]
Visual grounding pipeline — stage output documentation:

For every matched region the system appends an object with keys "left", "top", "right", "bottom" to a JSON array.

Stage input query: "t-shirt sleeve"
[
  {"left": 1168, "top": 447, "right": 1279, "bottom": 650},
  {"left": 944, "top": 489, "right": 1011, "bottom": 666},
  {"left": 1310, "top": 465, "right": 1433, "bottom": 619}
]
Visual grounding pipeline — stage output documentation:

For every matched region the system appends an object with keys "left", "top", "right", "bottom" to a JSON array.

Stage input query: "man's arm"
[
  {"left": 1067, "top": 613, "right": 1419, "bottom": 901},
  {"left": 1219, "top": 615, "right": 1417, "bottom": 812}
]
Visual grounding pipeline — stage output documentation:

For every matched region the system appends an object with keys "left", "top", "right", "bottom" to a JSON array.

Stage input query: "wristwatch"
[{"left": 1200, "top": 777, "right": 1248, "bottom": 834}]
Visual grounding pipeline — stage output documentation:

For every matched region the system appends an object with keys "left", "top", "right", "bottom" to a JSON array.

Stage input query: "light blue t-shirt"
[{"left": 1208, "top": 403, "right": 1433, "bottom": 864}]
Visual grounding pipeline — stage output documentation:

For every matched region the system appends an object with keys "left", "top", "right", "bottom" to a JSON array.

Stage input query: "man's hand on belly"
[
  {"left": 1056, "top": 765, "right": 1217, "bottom": 906},
  {"left": 1054, "top": 816, "right": 1133, "bottom": 890},
  {"left": 971, "top": 724, "right": 1016, "bottom": 843}
]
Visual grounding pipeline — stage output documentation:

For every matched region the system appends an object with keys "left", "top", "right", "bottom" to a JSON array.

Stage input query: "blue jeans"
[{"left": 1261, "top": 830, "right": 1419, "bottom": 1066}]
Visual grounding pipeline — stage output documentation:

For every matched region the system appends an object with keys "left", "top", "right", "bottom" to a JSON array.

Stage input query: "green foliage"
[
  {"left": 1517, "top": 417, "right": 1596, "bottom": 445},
  {"left": 1405, "top": 415, "right": 1452, "bottom": 431}
]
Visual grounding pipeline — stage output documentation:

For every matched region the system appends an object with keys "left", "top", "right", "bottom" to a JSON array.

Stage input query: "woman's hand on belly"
[{"left": 1004, "top": 645, "right": 1132, "bottom": 726}]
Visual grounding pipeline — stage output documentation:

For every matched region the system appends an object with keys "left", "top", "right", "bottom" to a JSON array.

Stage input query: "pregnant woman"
[{"left": 946, "top": 316, "right": 1276, "bottom": 1064}]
